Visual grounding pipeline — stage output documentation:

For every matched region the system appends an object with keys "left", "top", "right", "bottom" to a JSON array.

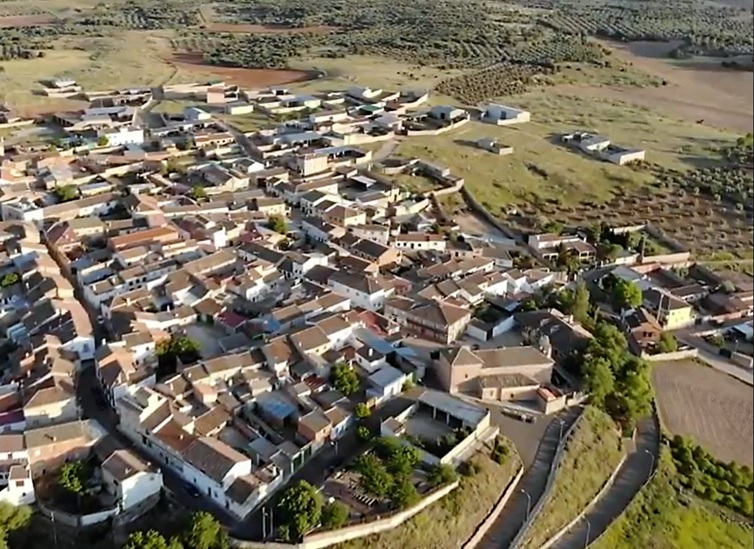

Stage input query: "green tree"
[
  {"left": 355, "top": 403, "right": 371, "bottom": 419},
  {"left": 355, "top": 454, "right": 393, "bottom": 498},
  {"left": 330, "top": 363, "right": 360, "bottom": 396},
  {"left": 183, "top": 512, "right": 227, "bottom": 549},
  {"left": 123, "top": 530, "right": 170, "bottom": 549},
  {"left": 581, "top": 356, "right": 615, "bottom": 407},
  {"left": 320, "top": 501, "right": 349, "bottom": 529},
  {"left": 589, "top": 322, "right": 628, "bottom": 365},
  {"left": 97, "top": 135, "right": 110, "bottom": 147},
  {"left": 391, "top": 476, "right": 420, "bottom": 509},
  {"left": 268, "top": 214, "right": 287, "bottom": 234},
  {"left": 276, "top": 481, "right": 323, "bottom": 542},
  {"left": 611, "top": 279, "right": 642, "bottom": 311},
  {"left": 168, "top": 538, "right": 184, "bottom": 549},
  {"left": 386, "top": 445, "right": 420, "bottom": 477},
  {"left": 0, "top": 273, "right": 19, "bottom": 288},
  {"left": 570, "top": 281, "right": 591, "bottom": 325},
  {"left": 188, "top": 185, "right": 208, "bottom": 201},
  {"left": 357, "top": 425, "right": 372, "bottom": 441},
  {"left": 657, "top": 332, "right": 678, "bottom": 353},
  {"left": 427, "top": 463, "right": 458, "bottom": 487},
  {"left": 0, "top": 503, "right": 30, "bottom": 549},
  {"left": 58, "top": 461, "right": 87, "bottom": 495},
  {"left": 54, "top": 185, "right": 78, "bottom": 203}
]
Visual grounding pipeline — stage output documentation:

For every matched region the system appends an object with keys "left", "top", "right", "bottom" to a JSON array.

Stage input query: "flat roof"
[{"left": 416, "top": 389, "right": 488, "bottom": 427}]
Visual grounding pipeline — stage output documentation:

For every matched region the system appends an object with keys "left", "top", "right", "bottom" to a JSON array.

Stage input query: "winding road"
[
  {"left": 545, "top": 414, "right": 660, "bottom": 549},
  {"left": 475, "top": 407, "right": 583, "bottom": 549}
]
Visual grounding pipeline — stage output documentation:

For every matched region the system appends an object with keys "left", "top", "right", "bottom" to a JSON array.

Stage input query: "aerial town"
[{"left": 0, "top": 74, "right": 750, "bottom": 549}]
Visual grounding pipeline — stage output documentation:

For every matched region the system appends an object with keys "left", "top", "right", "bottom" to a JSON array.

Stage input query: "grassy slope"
[
  {"left": 520, "top": 406, "right": 624, "bottom": 549},
  {"left": 335, "top": 442, "right": 521, "bottom": 549},
  {"left": 394, "top": 91, "right": 739, "bottom": 212},
  {"left": 592, "top": 450, "right": 753, "bottom": 549}
]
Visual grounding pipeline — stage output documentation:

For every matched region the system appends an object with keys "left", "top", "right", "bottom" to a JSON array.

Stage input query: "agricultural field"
[
  {"left": 521, "top": 407, "right": 624, "bottom": 549},
  {"left": 592, "top": 450, "right": 753, "bottom": 549},
  {"left": 652, "top": 360, "right": 753, "bottom": 467},
  {"left": 335, "top": 442, "right": 521, "bottom": 549},
  {"left": 542, "top": 0, "right": 752, "bottom": 57}
]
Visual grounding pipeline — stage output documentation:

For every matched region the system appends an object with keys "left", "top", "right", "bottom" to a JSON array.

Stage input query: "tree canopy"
[
  {"left": 611, "top": 278, "right": 643, "bottom": 311},
  {"left": 183, "top": 512, "right": 227, "bottom": 549},
  {"left": 54, "top": 185, "right": 78, "bottom": 203},
  {"left": 330, "top": 363, "right": 360, "bottom": 396},
  {"left": 321, "top": 501, "right": 349, "bottom": 529},
  {"left": 276, "top": 481, "right": 323, "bottom": 542},
  {"left": 123, "top": 530, "right": 171, "bottom": 549},
  {"left": 580, "top": 321, "right": 653, "bottom": 428},
  {"left": 188, "top": 185, "right": 208, "bottom": 201},
  {"left": 58, "top": 461, "right": 88, "bottom": 495},
  {"left": 268, "top": 214, "right": 287, "bottom": 235}
]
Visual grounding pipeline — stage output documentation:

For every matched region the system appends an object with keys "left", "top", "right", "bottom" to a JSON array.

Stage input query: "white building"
[
  {"left": 481, "top": 104, "right": 531, "bottom": 126},
  {"left": 101, "top": 449, "right": 163, "bottom": 511},
  {"left": 100, "top": 127, "right": 145, "bottom": 147},
  {"left": 328, "top": 272, "right": 391, "bottom": 312}
]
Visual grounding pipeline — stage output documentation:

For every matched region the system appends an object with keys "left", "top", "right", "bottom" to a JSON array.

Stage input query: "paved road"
[
  {"left": 547, "top": 414, "right": 660, "bottom": 549},
  {"left": 475, "top": 407, "right": 582, "bottom": 549}
]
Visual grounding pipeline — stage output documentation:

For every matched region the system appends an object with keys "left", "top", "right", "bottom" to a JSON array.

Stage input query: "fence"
[
  {"left": 461, "top": 462, "right": 525, "bottom": 549},
  {"left": 509, "top": 409, "right": 586, "bottom": 549},
  {"left": 537, "top": 453, "right": 628, "bottom": 549},
  {"left": 38, "top": 501, "right": 119, "bottom": 528},
  {"left": 231, "top": 481, "right": 460, "bottom": 549}
]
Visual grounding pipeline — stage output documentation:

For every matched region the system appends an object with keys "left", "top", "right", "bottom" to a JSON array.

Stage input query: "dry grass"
[
  {"left": 652, "top": 360, "right": 754, "bottom": 467},
  {"left": 287, "top": 55, "right": 463, "bottom": 98},
  {"left": 335, "top": 442, "right": 521, "bottom": 549},
  {"left": 392, "top": 91, "right": 752, "bottom": 257},
  {"left": 520, "top": 407, "right": 624, "bottom": 549},
  {"left": 0, "top": 31, "right": 213, "bottom": 115}
]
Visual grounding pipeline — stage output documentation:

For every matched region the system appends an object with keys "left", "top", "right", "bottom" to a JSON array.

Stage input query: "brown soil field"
[
  {"left": 0, "top": 14, "right": 56, "bottom": 27},
  {"left": 170, "top": 53, "right": 316, "bottom": 88},
  {"left": 652, "top": 360, "right": 753, "bottom": 467},
  {"left": 561, "top": 40, "right": 754, "bottom": 133},
  {"left": 202, "top": 23, "right": 337, "bottom": 34}
]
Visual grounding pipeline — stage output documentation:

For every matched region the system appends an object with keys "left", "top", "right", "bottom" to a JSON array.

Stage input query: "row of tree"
[{"left": 669, "top": 435, "right": 753, "bottom": 517}]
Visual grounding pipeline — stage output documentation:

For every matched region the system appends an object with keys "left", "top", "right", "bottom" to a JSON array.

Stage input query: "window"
[{"left": 14, "top": 481, "right": 24, "bottom": 488}]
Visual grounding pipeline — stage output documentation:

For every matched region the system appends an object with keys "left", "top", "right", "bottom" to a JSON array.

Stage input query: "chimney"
[{"left": 368, "top": 348, "right": 373, "bottom": 359}]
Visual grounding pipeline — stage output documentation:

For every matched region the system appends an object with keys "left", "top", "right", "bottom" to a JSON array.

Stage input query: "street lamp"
[
  {"left": 521, "top": 489, "right": 532, "bottom": 522},
  {"left": 584, "top": 517, "right": 591, "bottom": 548}
]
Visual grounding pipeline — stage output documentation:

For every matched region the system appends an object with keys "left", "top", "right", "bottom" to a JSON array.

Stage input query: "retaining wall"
[
  {"left": 642, "top": 348, "right": 698, "bottom": 362},
  {"left": 231, "top": 481, "right": 459, "bottom": 549}
]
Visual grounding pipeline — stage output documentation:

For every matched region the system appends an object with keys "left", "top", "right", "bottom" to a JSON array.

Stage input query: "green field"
[
  {"left": 521, "top": 407, "right": 624, "bottom": 549},
  {"left": 592, "top": 451, "right": 753, "bottom": 549},
  {"left": 336, "top": 442, "right": 521, "bottom": 549}
]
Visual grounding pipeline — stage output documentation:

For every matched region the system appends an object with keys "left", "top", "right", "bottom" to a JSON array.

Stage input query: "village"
[{"left": 0, "top": 75, "right": 750, "bottom": 548}]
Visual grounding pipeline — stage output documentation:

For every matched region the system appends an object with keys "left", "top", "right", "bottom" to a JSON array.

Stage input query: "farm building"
[
  {"left": 562, "top": 131, "right": 646, "bottom": 165},
  {"left": 477, "top": 137, "right": 514, "bottom": 156},
  {"left": 480, "top": 104, "right": 531, "bottom": 126}
]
